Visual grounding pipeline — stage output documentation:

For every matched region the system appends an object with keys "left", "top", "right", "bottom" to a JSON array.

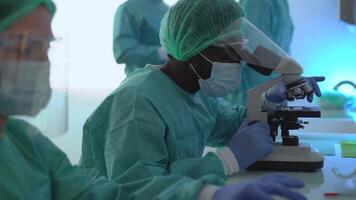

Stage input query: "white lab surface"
[{"left": 228, "top": 135, "right": 356, "bottom": 200}]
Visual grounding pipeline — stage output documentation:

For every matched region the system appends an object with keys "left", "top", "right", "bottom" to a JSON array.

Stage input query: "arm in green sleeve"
[
  {"left": 207, "top": 99, "right": 246, "bottom": 147},
  {"left": 114, "top": 161, "right": 225, "bottom": 200},
  {"left": 113, "top": 4, "right": 161, "bottom": 67},
  {"left": 35, "top": 132, "right": 223, "bottom": 200},
  {"left": 75, "top": 167, "right": 224, "bottom": 200}
]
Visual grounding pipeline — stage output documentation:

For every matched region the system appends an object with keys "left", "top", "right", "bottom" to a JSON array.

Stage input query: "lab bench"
[{"left": 228, "top": 132, "right": 356, "bottom": 200}]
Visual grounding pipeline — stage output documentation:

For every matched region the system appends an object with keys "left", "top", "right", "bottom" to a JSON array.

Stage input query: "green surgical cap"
[
  {"left": 0, "top": 0, "right": 56, "bottom": 32},
  {"left": 160, "top": 0, "right": 245, "bottom": 62}
]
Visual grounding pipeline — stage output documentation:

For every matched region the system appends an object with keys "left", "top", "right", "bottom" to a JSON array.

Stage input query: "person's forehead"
[
  {"left": 204, "top": 45, "right": 225, "bottom": 54},
  {"left": 202, "top": 45, "right": 233, "bottom": 59},
  {"left": 5, "top": 6, "right": 53, "bottom": 38}
]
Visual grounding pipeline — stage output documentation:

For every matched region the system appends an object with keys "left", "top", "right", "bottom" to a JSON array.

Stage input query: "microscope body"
[
  {"left": 246, "top": 57, "right": 324, "bottom": 172},
  {"left": 268, "top": 106, "right": 321, "bottom": 144}
]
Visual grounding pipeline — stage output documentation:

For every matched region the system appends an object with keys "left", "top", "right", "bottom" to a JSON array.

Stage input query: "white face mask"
[
  {"left": 0, "top": 61, "right": 52, "bottom": 116},
  {"left": 189, "top": 53, "right": 242, "bottom": 97}
]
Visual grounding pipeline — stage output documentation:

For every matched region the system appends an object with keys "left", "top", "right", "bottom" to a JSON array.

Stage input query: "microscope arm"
[
  {"left": 246, "top": 55, "right": 304, "bottom": 123},
  {"left": 247, "top": 76, "right": 283, "bottom": 123}
]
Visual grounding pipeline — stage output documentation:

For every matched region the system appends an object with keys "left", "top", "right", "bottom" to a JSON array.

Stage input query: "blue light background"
[{"left": 289, "top": 0, "right": 356, "bottom": 93}]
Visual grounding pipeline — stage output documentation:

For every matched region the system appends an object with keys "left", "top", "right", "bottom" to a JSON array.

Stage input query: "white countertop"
[{"left": 228, "top": 144, "right": 356, "bottom": 200}]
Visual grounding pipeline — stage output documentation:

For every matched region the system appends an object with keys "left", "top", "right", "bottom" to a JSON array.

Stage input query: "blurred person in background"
[
  {"left": 113, "top": 0, "right": 169, "bottom": 76},
  {"left": 224, "top": 0, "right": 294, "bottom": 105}
]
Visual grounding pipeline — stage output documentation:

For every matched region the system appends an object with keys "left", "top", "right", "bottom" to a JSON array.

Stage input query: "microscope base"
[{"left": 247, "top": 143, "right": 324, "bottom": 172}]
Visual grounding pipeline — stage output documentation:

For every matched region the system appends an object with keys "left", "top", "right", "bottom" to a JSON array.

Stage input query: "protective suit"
[
  {"left": 80, "top": 65, "right": 246, "bottom": 181},
  {"left": 224, "top": 0, "right": 294, "bottom": 105},
  {"left": 113, "top": 0, "right": 169, "bottom": 76},
  {"left": 0, "top": 118, "right": 118, "bottom": 199},
  {"left": 0, "top": 118, "right": 223, "bottom": 200}
]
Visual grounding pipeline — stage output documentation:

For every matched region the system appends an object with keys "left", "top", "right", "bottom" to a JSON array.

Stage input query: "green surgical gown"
[
  {"left": 0, "top": 118, "right": 121, "bottom": 199},
  {"left": 113, "top": 0, "right": 169, "bottom": 76},
  {"left": 0, "top": 118, "right": 225, "bottom": 200},
  {"left": 80, "top": 65, "right": 246, "bottom": 185},
  {"left": 225, "top": 0, "right": 294, "bottom": 105}
]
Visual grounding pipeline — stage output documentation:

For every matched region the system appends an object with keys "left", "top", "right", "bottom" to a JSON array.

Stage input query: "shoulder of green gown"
[
  {"left": 3, "top": 118, "right": 51, "bottom": 159},
  {"left": 240, "top": 0, "right": 270, "bottom": 7},
  {"left": 115, "top": 65, "right": 162, "bottom": 92},
  {"left": 4, "top": 118, "right": 42, "bottom": 141},
  {"left": 114, "top": 1, "right": 140, "bottom": 21},
  {"left": 115, "top": 0, "right": 168, "bottom": 18},
  {"left": 85, "top": 65, "right": 164, "bottom": 123}
]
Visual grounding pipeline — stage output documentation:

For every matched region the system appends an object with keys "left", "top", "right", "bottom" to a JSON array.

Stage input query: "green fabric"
[
  {"left": 80, "top": 65, "right": 246, "bottom": 186},
  {"left": 113, "top": 0, "right": 169, "bottom": 76},
  {"left": 224, "top": 0, "right": 294, "bottom": 105},
  {"left": 239, "top": 0, "right": 293, "bottom": 53},
  {"left": 160, "top": 0, "right": 245, "bottom": 62},
  {"left": 0, "top": 0, "right": 56, "bottom": 32},
  {"left": 0, "top": 118, "right": 223, "bottom": 200},
  {"left": 115, "top": 172, "right": 225, "bottom": 200},
  {"left": 0, "top": 118, "right": 119, "bottom": 199}
]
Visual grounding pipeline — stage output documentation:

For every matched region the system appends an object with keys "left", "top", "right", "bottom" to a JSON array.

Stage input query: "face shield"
[
  {"left": 0, "top": 31, "right": 68, "bottom": 137},
  {"left": 215, "top": 17, "right": 302, "bottom": 79}
]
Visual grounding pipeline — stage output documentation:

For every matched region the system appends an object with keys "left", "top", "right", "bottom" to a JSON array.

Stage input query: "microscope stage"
[{"left": 274, "top": 106, "right": 321, "bottom": 118}]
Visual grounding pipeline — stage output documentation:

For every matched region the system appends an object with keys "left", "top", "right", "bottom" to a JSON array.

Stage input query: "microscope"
[
  {"left": 220, "top": 17, "right": 324, "bottom": 171},
  {"left": 243, "top": 46, "right": 324, "bottom": 172}
]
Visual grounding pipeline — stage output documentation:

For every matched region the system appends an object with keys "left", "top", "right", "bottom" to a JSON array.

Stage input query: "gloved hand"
[
  {"left": 265, "top": 76, "right": 326, "bottom": 104},
  {"left": 213, "top": 174, "right": 306, "bottom": 200},
  {"left": 300, "top": 76, "right": 325, "bottom": 102},
  {"left": 265, "top": 83, "right": 287, "bottom": 104},
  {"left": 228, "top": 120, "right": 272, "bottom": 170}
]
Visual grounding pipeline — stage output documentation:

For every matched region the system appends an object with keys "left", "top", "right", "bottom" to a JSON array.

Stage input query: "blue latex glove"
[
  {"left": 228, "top": 120, "right": 272, "bottom": 170},
  {"left": 265, "top": 83, "right": 287, "bottom": 104},
  {"left": 213, "top": 174, "right": 306, "bottom": 200},
  {"left": 302, "top": 76, "right": 325, "bottom": 102},
  {"left": 265, "top": 76, "right": 326, "bottom": 103}
]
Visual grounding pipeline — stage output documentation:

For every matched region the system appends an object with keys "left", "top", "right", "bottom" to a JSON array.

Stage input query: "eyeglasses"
[{"left": 0, "top": 31, "right": 59, "bottom": 61}]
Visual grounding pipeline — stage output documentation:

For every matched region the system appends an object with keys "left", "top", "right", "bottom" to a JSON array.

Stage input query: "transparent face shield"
[
  {"left": 216, "top": 17, "right": 299, "bottom": 77},
  {"left": 0, "top": 31, "right": 68, "bottom": 137},
  {"left": 216, "top": 18, "right": 317, "bottom": 123}
]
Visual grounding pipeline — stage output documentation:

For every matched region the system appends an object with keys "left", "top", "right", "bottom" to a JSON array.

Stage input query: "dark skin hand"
[{"left": 160, "top": 45, "right": 241, "bottom": 94}]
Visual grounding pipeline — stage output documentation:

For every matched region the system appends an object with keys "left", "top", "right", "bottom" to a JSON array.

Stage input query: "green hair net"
[
  {"left": 160, "top": 0, "right": 245, "bottom": 62},
  {"left": 0, "top": 0, "right": 56, "bottom": 32}
]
